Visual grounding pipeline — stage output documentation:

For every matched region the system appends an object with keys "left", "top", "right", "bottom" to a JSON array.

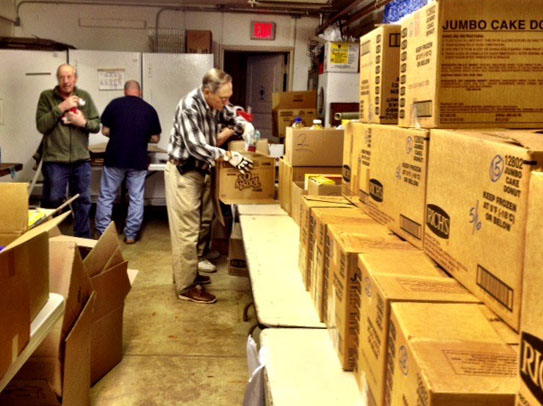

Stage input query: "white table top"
[
  {"left": 0, "top": 293, "right": 65, "bottom": 392},
  {"left": 240, "top": 215, "right": 324, "bottom": 328},
  {"left": 262, "top": 329, "right": 366, "bottom": 406},
  {"left": 237, "top": 204, "right": 287, "bottom": 216}
]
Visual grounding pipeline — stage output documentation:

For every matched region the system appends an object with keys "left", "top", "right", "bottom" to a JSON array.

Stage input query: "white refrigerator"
[
  {"left": 318, "top": 71, "right": 360, "bottom": 127},
  {"left": 0, "top": 49, "right": 67, "bottom": 184}
]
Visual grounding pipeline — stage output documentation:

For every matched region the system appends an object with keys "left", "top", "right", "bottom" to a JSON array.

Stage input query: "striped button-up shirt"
[{"left": 168, "top": 86, "right": 246, "bottom": 168}]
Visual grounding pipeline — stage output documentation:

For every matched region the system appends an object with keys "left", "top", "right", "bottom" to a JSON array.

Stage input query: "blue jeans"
[
  {"left": 41, "top": 161, "right": 92, "bottom": 238},
  {"left": 95, "top": 166, "right": 147, "bottom": 240}
]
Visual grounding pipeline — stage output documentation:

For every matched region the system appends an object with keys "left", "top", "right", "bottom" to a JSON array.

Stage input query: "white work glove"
[
  {"left": 225, "top": 151, "right": 254, "bottom": 174},
  {"left": 242, "top": 122, "right": 255, "bottom": 143}
]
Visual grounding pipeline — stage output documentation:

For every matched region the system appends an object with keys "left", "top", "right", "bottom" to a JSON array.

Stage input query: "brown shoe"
[
  {"left": 195, "top": 274, "right": 211, "bottom": 285},
  {"left": 177, "top": 285, "right": 216, "bottom": 304}
]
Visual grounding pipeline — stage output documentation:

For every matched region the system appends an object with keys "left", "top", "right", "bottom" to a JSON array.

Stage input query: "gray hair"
[
  {"left": 56, "top": 63, "right": 77, "bottom": 78},
  {"left": 202, "top": 68, "right": 232, "bottom": 93}
]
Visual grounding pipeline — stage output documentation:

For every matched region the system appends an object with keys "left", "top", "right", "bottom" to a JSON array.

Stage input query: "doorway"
[{"left": 224, "top": 50, "right": 289, "bottom": 140}]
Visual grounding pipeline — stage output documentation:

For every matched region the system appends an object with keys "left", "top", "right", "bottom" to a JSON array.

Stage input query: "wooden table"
[
  {"left": 0, "top": 293, "right": 65, "bottom": 392},
  {"left": 240, "top": 213, "right": 324, "bottom": 328},
  {"left": 261, "top": 328, "right": 367, "bottom": 406},
  {"left": 237, "top": 204, "right": 288, "bottom": 216}
]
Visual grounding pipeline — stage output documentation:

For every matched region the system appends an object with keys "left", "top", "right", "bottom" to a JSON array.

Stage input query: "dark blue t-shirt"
[{"left": 101, "top": 96, "right": 162, "bottom": 170}]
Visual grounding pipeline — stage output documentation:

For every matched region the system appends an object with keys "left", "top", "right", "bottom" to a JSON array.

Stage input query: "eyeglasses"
[{"left": 217, "top": 96, "right": 229, "bottom": 103}]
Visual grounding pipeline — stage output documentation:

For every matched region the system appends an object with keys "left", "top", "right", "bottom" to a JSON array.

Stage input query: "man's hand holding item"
[
  {"left": 241, "top": 122, "right": 255, "bottom": 143},
  {"left": 225, "top": 151, "right": 254, "bottom": 174}
]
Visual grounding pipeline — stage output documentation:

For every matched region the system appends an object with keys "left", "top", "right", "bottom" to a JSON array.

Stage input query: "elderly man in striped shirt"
[{"left": 165, "top": 68, "right": 255, "bottom": 304}]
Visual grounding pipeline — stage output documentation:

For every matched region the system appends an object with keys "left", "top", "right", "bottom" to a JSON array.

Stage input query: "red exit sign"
[{"left": 250, "top": 21, "right": 276, "bottom": 40}]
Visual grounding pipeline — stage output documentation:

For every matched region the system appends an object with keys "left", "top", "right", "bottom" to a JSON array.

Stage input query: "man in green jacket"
[{"left": 36, "top": 63, "right": 100, "bottom": 237}]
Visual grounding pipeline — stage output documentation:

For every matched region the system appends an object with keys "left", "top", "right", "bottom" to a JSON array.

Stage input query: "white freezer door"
[
  {"left": 142, "top": 53, "right": 213, "bottom": 152},
  {"left": 318, "top": 72, "right": 359, "bottom": 127},
  {"left": 0, "top": 50, "right": 67, "bottom": 183},
  {"left": 69, "top": 49, "right": 142, "bottom": 147}
]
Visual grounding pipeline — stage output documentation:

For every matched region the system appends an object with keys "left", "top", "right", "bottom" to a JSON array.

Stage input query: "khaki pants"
[{"left": 164, "top": 162, "right": 213, "bottom": 294}]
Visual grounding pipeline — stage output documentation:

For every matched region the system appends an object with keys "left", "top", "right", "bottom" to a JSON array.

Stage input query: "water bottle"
[{"left": 310, "top": 119, "right": 323, "bottom": 130}]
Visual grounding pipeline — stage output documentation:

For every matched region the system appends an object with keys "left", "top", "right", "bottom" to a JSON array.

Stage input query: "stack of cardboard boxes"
[
  {"left": 0, "top": 183, "right": 134, "bottom": 405},
  {"left": 278, "top": 122, "right": 344, "bottom": 220},
  {"left": 335, "top": 0, "right": 543, "bottom": 404}
]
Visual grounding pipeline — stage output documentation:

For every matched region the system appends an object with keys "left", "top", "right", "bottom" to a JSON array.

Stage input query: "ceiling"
[{"left": 18, "top": 0, "right": 384, "bottom": 36}]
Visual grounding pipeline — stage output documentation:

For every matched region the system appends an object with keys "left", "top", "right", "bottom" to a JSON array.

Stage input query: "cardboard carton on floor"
[
  {"left": 52, "top": 222, "right": 131, "bottom": 385},
  {"left": 386, "top": 302, "right": 518, "bottom": 406},
  {"left": 358, "top": 269, "right": 478, "bottom": 405},
  {"left": 398, "top": 0, "right": 543, "bottom": 129},
  {"left": 326, "top": 224, "right": 408, "bottom": 371},
  {"left": 278, "top": 158, "right": 342, "bottom": 215},
  {"left": 424, "top": 129, "right": 543, "bottom": 330},
  {"left": 228, "top": 222, "right": 248, "bottom": 277},
  {"left": 309, "top": 208, "right": 377, "bottom": 320},
  {"left": 306, "top": 175, "right": 342, "bottom": 197},
  {"left": 359, "top": 25, "right": 401, "bottom": 124},
  {"left": 324, "top": 41, "right": 360, "bottom": 73},
  {"left": 185, "top": 30, "right": 212, "bottom": 53},
  {"left": 298, "top": 196, "right": 353, "bottom": 282},
  {"left": 516, "top": 171, "right": 543, "bottom": 406},
  {"left": 216, "top": 152, "right": 275, "bottom": 205},
  {"left": 284, "top": 127, "right": 344, "bottom": 167},
  {"left": 360, "top": 125, "right": 430, "bottom": 248},
  {"left": 1, "top": 240, "right": 95, "bottom": 406},
  {"left": 341, "top": 122, "right": 355, "bottom": 203}
]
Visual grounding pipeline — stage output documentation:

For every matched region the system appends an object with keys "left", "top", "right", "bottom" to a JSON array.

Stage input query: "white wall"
[{"left": 14, "top": 3, "right": 318, "bottom": 90}]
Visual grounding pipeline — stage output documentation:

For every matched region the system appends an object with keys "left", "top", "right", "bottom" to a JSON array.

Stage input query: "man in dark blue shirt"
[{"left": 95, "top": 80, "right": 162, "bottom": 243}]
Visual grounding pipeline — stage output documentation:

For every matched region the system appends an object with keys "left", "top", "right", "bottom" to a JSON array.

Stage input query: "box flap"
[
  {"left": 127, "top": 269, "right": 139, "bottom": 286},
  {"left": 82, "top": 222, "right": 122, "bottom": 277},
  {"left": 5, "top": 212, "right": 71, "bottom": 251},
  {"left": 90, "top": 260, "right": 130, "bottom": 321},
  {"left": 0, "top": 183, "right": 28, "bottom": 246},
  {"left": 62, "top": 292, "right": 95, "bottom": 406},
  {"left": 49, "top": 240, "right": 93, "bottom": 340}
]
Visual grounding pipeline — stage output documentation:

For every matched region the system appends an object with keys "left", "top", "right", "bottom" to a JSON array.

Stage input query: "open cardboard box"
[
  {"left": 51, "top": 222, "right": 132, "bottom": 385},
  {"left": 1, "top": 240, "right": 95, "bottom": 406}
]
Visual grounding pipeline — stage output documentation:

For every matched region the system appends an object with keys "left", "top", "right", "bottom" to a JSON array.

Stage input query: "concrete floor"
[{"left": 89, "top": 208, "right": 254, "bottom": 406}]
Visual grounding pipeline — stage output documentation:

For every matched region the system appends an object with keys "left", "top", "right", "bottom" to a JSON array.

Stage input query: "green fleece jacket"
[{"left": 36, "top": 86, "right": 100, "bottom": 163}]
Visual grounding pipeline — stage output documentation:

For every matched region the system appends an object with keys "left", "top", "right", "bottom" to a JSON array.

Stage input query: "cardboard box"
[
  {"left": 272, "top": 90, "right": 317, "bottom": 139},
  {"left": 228, "top": 139, "right": 270, "bottom": 155},
  {"left": 278, "top": 158, "right": 341, "bottom": 215},
  {"left": 298, "top": 196, "right": 353, "bottom": 282},
  {"left": 424, "top": 129, "right": 543, "bottom": 330},
  {"left": 358, "top": 268, "right": 478, "bottom": 406},
  {"left": 398, "top": 0, "right": 543, "bottom": 129},
  {"left": 306, "top": 175, "right": 342, "bottom": 196},
  {"left": 516, "top": 171, "right": 543, "bottom": 406},
  {"left": 352, "top": 123, "right": 372, "bottom": 210},
  {"left": 216, "top": 152, "right": 275, "bottom": 204},
  {"left": 0, "top": 183, "right": 71, "bottom": 325},
  {"left": 308, "top": 208, "right": 377, "bottom": 317},
  {"left": 327, "top": 224, "right": 411, "bottom": 371},
  {"left": 359, "top": 25, "right": 401, "bottom": 124},
  {"left": 387, "top": 302, "right": 518, "bottom": 406},
  {"left": 359, "top": 125, "right": 430, "bottom": 248},
  {"left": 324, "top": 41, "right": 360, "bottom": 73},
  {"left": 0, "top": 241, "right": 31, "bottom": 382},
  {"left": 185, "top": 30, "right": 212, "bottom": 54},
  {"left": 2, "top": 240, "right": 95, "bottom": 405},
  {"left": 285, "top": 127, "right": 344, "bottom": 167},
  {"left": 51, "top": 222, "right": 131, "bottom": 385},
  {"left": 341, "top": 122, "right": 355, "bottom": 202},
  {"left": 273, "top": 109, "right": 317, "bottom": 139},
  {"left": 272, "top": 90, "right": 317, "bottom": 110},
  {"left": 228, "top": 222, "right": 248, "bottom": 277},
  {"left": 290, "top": 181, "right": 307, "bottom": 226},
  {"left": 210, "top": 215, "right": 232, "bottom": 255}
]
